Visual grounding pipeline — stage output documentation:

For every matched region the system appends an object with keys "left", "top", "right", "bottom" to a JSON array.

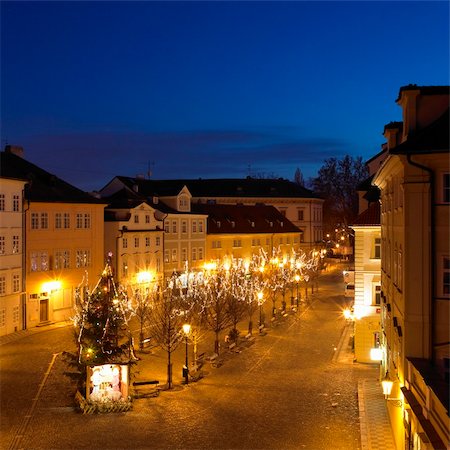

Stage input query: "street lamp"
[
  {"left": 182, "top": 323, "right": 191, "bottom": 384},
  {"left": 294, "top": 274, "right": 300, "bottom": 307}
]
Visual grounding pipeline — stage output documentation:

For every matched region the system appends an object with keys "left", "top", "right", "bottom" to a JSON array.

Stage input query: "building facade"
[
  {"left": 0, "top": 176, "right": 27, "bottom": 335},
  {"left": 1, "top": 147, "right": 107, "bottom": 329},
  {"left": 373, "top": 85, "right": 449, "bottom": 449}
]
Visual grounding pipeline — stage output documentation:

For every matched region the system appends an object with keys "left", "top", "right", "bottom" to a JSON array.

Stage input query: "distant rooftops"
[
  {"left": 396, "top": 84, "right": 450, "bottom": 102},
  {"left": 351, "top": 201, "right": 380, "bottom": 227}
]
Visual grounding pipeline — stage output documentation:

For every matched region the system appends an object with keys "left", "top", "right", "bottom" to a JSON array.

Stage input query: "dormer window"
[{"left": 178, "top": 195, "right": 190, "bottom": 211}]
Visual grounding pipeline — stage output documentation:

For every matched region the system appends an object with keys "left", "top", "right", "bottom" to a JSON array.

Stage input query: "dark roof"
[
  {"left": 357, "top": 174, "right": 375, "bottom": 192},
  {"left": 192, "top": 203, "right": 300, "bottom": 234},
  {"left": 351, "top": 201, "right": 380, "bottom": 226},
  {"left": 390, "top": 108, "right": 449, "bottom": 155},
  {"left": 383, "top": 121, "right": 403, "bottom": 134},
  {"left": 109, "top": 176, "right": 320, "bottom": 200},
  {"left": 0, "top": 150, "right": 106, "bottom": 204},
  {"left": 396, "top": 84, "right": 450, "bottom": 102}
]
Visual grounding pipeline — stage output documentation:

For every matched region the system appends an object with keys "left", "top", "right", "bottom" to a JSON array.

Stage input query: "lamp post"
[
  {"left": 294, "top": 274, "right": 300, "bottom": 307},
  {"left": 182, "top": 323, "right": 191, "bottom": 384}
]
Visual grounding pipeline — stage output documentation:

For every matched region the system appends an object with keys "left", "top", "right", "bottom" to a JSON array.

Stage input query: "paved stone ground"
[{"left": 1, "top": 261, "right": 380, "bottom": 450}]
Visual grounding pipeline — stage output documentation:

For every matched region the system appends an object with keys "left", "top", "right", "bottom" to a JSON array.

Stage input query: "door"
[{"left": 39, "top": 298, "right": 49, "bottom": 322}]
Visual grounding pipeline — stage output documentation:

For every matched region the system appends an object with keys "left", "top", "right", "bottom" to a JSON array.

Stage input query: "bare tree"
[{"left": 294, "top": 167, "right": 305, "bottom": 187}]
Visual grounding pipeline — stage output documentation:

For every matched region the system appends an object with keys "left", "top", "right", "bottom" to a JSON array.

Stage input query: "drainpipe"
[
  {"left": 22, "top": 185, "right": 30, "bottom": 330},
  {"left": 406, "top": 154, "right": 435, "bottom": 363}
]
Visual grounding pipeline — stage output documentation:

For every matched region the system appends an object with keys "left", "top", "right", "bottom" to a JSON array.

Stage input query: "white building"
[{"left": 0, "top": 176, "right": 27, "bottom": 335}]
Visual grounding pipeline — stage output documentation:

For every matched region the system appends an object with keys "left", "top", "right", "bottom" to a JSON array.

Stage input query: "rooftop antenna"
[{"left": 147, "top": 161, "right": 155, "bottom": 179}]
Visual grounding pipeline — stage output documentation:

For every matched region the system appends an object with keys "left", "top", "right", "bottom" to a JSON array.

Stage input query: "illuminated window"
[
  {"left": 76, "top": 250, "right": 91, "bottom": 268},
  {"left": 13, "top": 195, "right": 20, "bottom": 212},
  {"left": 172, "top": 249, "right": 177, "bottom": 262},
  {"left": 164, "top": 250, "right": 169, "bottom": 263},
  {"left": 55, "top": 250, "right": 70, "bottom": 269},
  {"left": 374, "top": 285, "right": 381, "bottom": 306}
]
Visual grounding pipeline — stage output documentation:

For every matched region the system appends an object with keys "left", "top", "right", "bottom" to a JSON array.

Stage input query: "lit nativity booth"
[{"left": 74, "top": 257, "right": 134, "bottom": 413}]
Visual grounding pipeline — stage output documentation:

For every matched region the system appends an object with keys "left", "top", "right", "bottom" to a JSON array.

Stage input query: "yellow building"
[
  {"left": 193, "top": 203, "right": 301, "bottom": 263},
  {"left": 373, "top": 85, "right": 449, "bottom": 449},
  {"left": 1, "top": 147, "right": 106, "bottom": 328}
]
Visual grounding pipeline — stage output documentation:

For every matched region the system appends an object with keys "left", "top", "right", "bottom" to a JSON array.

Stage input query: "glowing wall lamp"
[
  {"left": 136, "top": 271, "right": 153, "bottom": 284},
  {"left": 381, "top": 372, "right": 402, "bottom": 407},
  {"left": 42, "top": 280, "right": 62, "bottom": 293},
  {"left": 370, "top": 347, "right": 383, "bottom": 361}
]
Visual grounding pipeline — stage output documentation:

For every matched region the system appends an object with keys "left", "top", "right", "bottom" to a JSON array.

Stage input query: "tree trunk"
[{"left": 167, "top": 352, "right": 172, "bottom": 389}]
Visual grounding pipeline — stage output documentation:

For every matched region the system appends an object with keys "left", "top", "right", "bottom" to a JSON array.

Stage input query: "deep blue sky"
[{"left": 1, "top": 1, "right": 449, "bottom": 191}]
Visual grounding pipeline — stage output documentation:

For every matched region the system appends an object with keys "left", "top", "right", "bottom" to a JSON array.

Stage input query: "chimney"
[
  {"left": 383, "top": 122, "right": 403, "bottom": 151},
  {"left": 5, "top": 145, "right": 24, "bottom": 158}
]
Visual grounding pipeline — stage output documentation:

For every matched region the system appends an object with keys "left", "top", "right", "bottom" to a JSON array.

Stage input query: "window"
[
  {"left": 145, "top": 237, "right": 150, "bottom": 247},
  {"left": 122, "top": 261, "right": 128, "bottom": 278},
  {"left": 179, "top": 196, "right": 189, "bottom": 210},
  {"left": 172, "top": 221, "right": 177, "bottom": 233},
  {"left": 199, "top": 221, "right": 204, "bottom": 233},
  {"left": 198, "top": 247, "right": 203, "bottom": 260},
  {"left": 156, "top": 257, "right": 161, "bottom": 272},
  {"left": 397, "top": 248, "right": 403, "bottom": 290},
  {"left": 182, "top": 221, "right": 187, "bottom": 233},
  {"left": 171, "top": 249, "right": 177, "bottom": 262},
  {"left": 63, "top": 213, "right": 70, "bottom": 228},
  {"left": 192, "top": 221, "right": 197, "bottom": 233},
  {"left": 0, "top": 308, "right": 5, "bottom": 326},
  {"left": 279, "top": 237, "right": 284, "bottom": 245},
  {"left": 134, "top": 214, "right": 139, "bottom": 224},
  {"left": 374, "top": 285, "right": 381, "bottom": 305},
  {"left": 0, "top": 236, "right": 5, "bottom": 254},
  {"left": 13, "top": 195, "right": 20, "bottom": 212},
  {"left": 13, "top": 306, "right": 19, "bottom": 323},
  {"left": 55, "top": 250, "right": 70, "bottom": 269},
  {"left": 40, "top": 213, "right": 48, "bottom": 229},
  {"left": 252, "top": 238, "right": 261, "bottom": 247},
  {"left": 164, "top": 222, "right": 169, "bottom": 233},
  {"left": 134, "top": 237, "right": 139, "bottom": 248},
  {"left": 31, "top": 213, "right": 39, "bottom": 229},
  {"left": 182, "top": 248, "right": 187, "bottom": 261},
  {"left": 297, "top": 210, "right": 304, "bottom": 221},
  {"left": 444, "top": 257, "right": 450, "bottom": 295},
  {"left": 0, "top": 194, "right": 5, "bottom": 211},
  {"left": 156, "top": 236, "right": 161, "bottom": 246},
  {"left": 13, "top": 274, "right": 20, "bottom": 292},
  {"left": 374, "top": 237, "right": 381, "bottom": 259},
  {"left": 164, "top": 250, "right": 170, "bottom": 263},
  {"left": 123, "top": 238, "right": 128, "bottom": 249},
  {"left": 76, "top": 250, "right": 91, "bottom": 268},
  {"left": 40, "top": 252, "right": 49, "bottom": 271},
  {"left": 444, "top": 173, "right": 450, "bottom": 203},
  {"left": 280, "top": 209, "right": 286, "bottom": 217},
  {"left": 55, "top": 213, "right": 62, "bottom": 229},
  {"left": 192, "top": 248, "right": 197, "bottom": 261},
  {"left": 84, "top": 213, "right": 91, "bottom": 229},
  {"left": 12, "top": 236, "right": 19, "bottom": 253},
  {"left": 233, "top": 239, "right": 242, "bottom": 248},
  {"left": 145, "top": 214, "right": 150, "bottom": 224},
  {"left": 212, "top": 240, "right": 222, "bottom": 249},
  {"left": 0, "top": 276, "right": 6, "bottom": 295},
  {"left": 76, "top": 213, "right": 83, "bottom": 229}
]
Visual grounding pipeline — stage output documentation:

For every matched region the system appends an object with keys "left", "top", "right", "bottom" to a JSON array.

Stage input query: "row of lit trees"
[{"left": 128, "top": 248, "right": 326, "bottom": 388}]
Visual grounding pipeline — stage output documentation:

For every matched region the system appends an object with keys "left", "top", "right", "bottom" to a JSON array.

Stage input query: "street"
[{"left": 1, "top": 262, "right": 377, "bottom": 450}]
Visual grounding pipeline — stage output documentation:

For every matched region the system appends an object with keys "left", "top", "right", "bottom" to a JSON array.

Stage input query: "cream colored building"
[
  {"left": 1, "top": 147, "right": 107, "bottom": 328},
  {"left": 0, "top": 176, "right": 27, "bottom": 335},
  {"left": 373, "top": 85, "right": 449, "bottom": 450}
]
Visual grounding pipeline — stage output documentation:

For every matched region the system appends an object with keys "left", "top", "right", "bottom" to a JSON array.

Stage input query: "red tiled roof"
[{"left": 351, "top": 201, "right": 380, "bottom": 226}]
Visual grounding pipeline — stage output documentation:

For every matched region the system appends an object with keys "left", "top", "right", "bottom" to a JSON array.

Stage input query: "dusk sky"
[{"left": 1, "top": 1, "right": 449, "bottom": 192}]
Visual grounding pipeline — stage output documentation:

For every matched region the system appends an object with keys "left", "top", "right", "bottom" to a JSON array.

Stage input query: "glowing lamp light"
[
  {"left": 182, "top": 323, "right": 191, "bottom": 335},
  {"left": 370, "top": 347, "right": 383, "bottom": 361},
  {"left": 257, "top": 291, "right": 263, "bottom": 303},
  {"left": 382, "top": 372, "right": 394, "bottom": 398},
  {"left": 295, "top": 274, "right": 300, "bottom": 282},
  {"left": 42, "top": 280, "right": 62, "bottom": 292},
  {"left": 137, "top": 271, "right": 153, "bottom": 284}
]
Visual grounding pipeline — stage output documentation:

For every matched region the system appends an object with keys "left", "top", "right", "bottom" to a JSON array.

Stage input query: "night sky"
[{"left": 1, "top": 1, "right": 448, "bottom": 192}]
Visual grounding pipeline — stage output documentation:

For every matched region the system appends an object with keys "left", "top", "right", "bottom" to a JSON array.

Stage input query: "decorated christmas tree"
[{"left": 76, "top": 253, "right": 132, "bottom": 365}]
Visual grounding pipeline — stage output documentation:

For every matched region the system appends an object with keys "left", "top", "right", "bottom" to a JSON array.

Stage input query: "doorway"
[{"left": 39, "top": 298, "right": 49, "bottom": 322}]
